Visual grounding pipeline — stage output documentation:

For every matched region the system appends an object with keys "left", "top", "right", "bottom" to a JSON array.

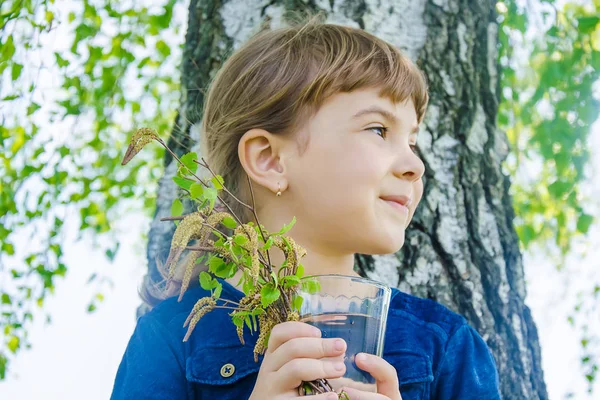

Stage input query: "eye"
[{"left": 367, "top": 126, "right": 388, "bottom": 139}]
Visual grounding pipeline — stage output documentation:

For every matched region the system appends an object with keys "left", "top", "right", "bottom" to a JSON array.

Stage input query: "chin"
[{"left": 359, "top": 230, "right": 406, "bottom": 255}]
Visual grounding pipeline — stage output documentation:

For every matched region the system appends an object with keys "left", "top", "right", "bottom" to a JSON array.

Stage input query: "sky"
[{"left": 1, "top": 1, "right": 599, "bottom": 399}]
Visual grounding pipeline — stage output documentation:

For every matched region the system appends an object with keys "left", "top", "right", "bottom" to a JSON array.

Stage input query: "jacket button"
[{"left": 220, "top": 363, "right": 235, "bottom": 378}]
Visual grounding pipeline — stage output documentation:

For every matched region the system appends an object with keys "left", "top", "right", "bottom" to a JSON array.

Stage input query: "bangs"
[{"left": 292, "top": 25, "right": 429, "bottom": 124}]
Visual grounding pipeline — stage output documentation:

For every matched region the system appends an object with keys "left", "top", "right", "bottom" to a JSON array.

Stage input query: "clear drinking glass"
[{"left": 297, "top": 274, "right": 392, "bottom": 388}]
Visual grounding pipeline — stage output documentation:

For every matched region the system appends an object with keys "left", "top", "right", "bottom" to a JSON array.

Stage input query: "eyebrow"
[{"left": 352, "top": 106, "right": 419, "bottom": 133}]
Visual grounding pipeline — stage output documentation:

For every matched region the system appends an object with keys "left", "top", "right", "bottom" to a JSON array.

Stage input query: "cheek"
[
  {"left": 289, "top": 136, "right": 388, "bottom": 225},
  {"left": 331, "top": 143, "right": 385, "bottom": 185},
  {"left": 415, "top": 179, "right": 424, "bottom": 203},
  {"left": 409, "top": 179, "right": 424, "bottom": 218},
  {"left": 307, "top": 141, "right": 383, "bottom": 191}
]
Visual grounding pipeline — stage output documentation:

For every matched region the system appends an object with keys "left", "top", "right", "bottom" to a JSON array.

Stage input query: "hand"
[
  {"left": 248, "top": 321, "right": 347, "bottom": 400},
  {"left": 338, "top": 353, "right": 403, "bottom": 400}
]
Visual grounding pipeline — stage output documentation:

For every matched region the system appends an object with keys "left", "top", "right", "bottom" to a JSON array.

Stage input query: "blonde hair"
[{"left": 140, "top": 14, "right": 429, "bottom": 309}]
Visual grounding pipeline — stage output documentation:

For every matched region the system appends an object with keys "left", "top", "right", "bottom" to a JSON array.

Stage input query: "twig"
[
  {"left": 155, "top": 139, "right": 244, "bottom": 227},
  {"left": 246, "top": 173, "right": 272, "bottom": 268},
  {"left": 161, "top": 215, "right": 185, "bottom": 221},
  {"left": 185, "top": 245, "right": 217, "bottom": 252},
  {"left": 194, "top": 158, "right": 252, "bottom": 210},
  {"left": 145, "top": 136, "right": 328, "bottom": 396},
  {"left": 220, "top": 299, "right": 241, "bottom": 306},
  {"left": 214, "top": 305, "right": 244, "bottom": 311},
  {"left": 196, "top": 157, "right": 273, "bottom": 272}
]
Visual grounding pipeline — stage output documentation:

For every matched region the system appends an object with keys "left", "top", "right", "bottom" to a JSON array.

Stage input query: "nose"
[{"left": 391, "top": 146, "right": 425, "bottom": 182}]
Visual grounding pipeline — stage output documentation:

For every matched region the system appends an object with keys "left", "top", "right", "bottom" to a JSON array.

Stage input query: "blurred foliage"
[
  {"left": 498, "top": 0, "right": 598, "bottom": 255},
  {"left": 0, "top": 0, "right": 598, "bottom": 391},
  {"left": 0, "top": 0, "right": 183, "bottom": 379},
  {"left": 498, "top": 0, "right": 599, "bottom": 392}
]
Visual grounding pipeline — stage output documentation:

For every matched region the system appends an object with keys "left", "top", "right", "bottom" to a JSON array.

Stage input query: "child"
[{"left": 111, "top": 16, "right": 502, "bottom": 400}]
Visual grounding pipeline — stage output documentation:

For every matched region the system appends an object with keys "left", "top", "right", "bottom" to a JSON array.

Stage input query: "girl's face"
[{"left": 282, "top": 86, "right": 425, "bottom": 256}]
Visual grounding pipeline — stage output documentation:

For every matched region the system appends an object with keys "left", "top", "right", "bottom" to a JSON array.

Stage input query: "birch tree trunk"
[{"left": 142, "top": 0, "right": 548, "bottom": 398}]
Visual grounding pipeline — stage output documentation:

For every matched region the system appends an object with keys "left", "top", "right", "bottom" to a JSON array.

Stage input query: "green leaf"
[
  {"left": 276, "top": 216, "right": 296, "bottom": 235},
  {"left": 270, "top": 271, "right": 278, "bottom": 287},
  {"left": 234, "top": 235, "right": 248, "bottom": 246},
  {"left": 226, "top": 262, "right": 237, "bottom": 278},
  {"left": 180, "top": 152, "right": 198, "bottom": 174},
  {"left": 517, "top": 224, "right": 536, "bottom": 247},
  {"left": 295, "top": 264, "right": 305, "bottom": 278},
  {"left": 211, "top": 175, "right": 225, "bottom": 189},
  {"left": 199, "top": 271, "right": 213, "bottom": 291},
  {"left": 0, "top": 352, "right": 6, "bottom": 379},
  {"left": 260, "top": 283, "right": 281, "bottom": 308},
  {"left": 222, "top": 216, "right": 237, "bottom": 229},
  {"left": 576, "top": 213, "right": 593, "bottom": 234},
  {"left": 2, "top": 35, "right": 15, "bottom": 61},
  {"left": 232, "top": 317, "right": 244, "bottom": 328},
  {"left": 190, "top": 183, "right": 204, "bottom": 199},
  {"left": 251, "top": 314, "right": 258, "bottom": 331},
  {"left": 577, "top": 16, "right": 600, "bottom": 33},
  {"left": 212, "top": 260, "right": 232, "bottom": 279},
  {"left": 1, "top": 294, "right": 11, "bottom": 305},
  {"left": 213, "top": 283, "right": 222, "bottom": 299},
  {"left": 11, "top": 63, "right": 23, "bottom": 81},
  {"left": 293, "top": 295, "right": 304, "bottom": 312},
  {"left": 242, "top": 275, "right": 254, "bottom": 295},
  {"left": 262, "top": 236, "right": 274, "bottom": 250},
  {"left": 236, "top": 271, "right": 245, "bottom": 287},
  {"left": 7, "top": 336, "right": 19, "bottom": 354},
  {"left": 213, "top": 237, "right": 225, "bottom": 248},
  {"left": 208, "top": 256, "right": 225, "bottom": 274},
  {"left": 156, "top": 40, "right": 171, "bottom": 58},
  {"left": 26, "top": 102, "right": 41, "bottom": 116},
  {"left": 282, "top": 275, "right": 300, "bottom": 289},
  {"left": 2, "top": 243, "right": 15, "bottom": 256},
  {"left": 54, "top": 52, "right": 69, "bottom": 68},
  {"left": 172, "top": 176, "right": 193, "bottom": 191},
  {"left": 252, "top": 308, "right": 265, "bottom": 316},
  {"left": 302, "top": 279, "right": 321, "bottom": 295},
  {"left": 204, "top": 187, "right": 218, "bottom": 212},
  {"left": 171, "top": 198, "right": 183, "bottom": 217}
]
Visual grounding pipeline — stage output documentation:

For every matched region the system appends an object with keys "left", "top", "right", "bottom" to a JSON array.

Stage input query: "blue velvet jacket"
[{"left": 111, "top": 277, "right": 502, "bottom": 399}]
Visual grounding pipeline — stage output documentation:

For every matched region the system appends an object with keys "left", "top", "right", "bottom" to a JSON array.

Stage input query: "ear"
[{"left": 238, "top": 128, "right": 287, "bottom": 194}]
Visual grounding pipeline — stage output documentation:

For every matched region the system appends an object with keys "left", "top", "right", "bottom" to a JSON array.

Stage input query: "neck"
[
  {"left": 255, "top": 203, "right": 360, "bottom": 277},
  {"left": 225, "top": 206, "right": 361, "bottom": 290},
  {"left": 268, "top": 240, "right": 359, "bottom": 278},
  {"left": 225, "top": 245, "right": 360, "bottom": 291}
]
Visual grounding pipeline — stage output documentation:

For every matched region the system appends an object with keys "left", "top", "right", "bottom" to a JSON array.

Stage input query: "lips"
[{"left": 380, "top": 194, "right": 411, "bottom": 215}]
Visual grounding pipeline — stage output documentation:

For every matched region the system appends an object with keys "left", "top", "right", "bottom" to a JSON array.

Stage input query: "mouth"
[
  {"left": 382, "top": 200, "right": 409, "bottom": 215},
  {"left": 380, "top": 195, "right": 411, "bottom": 215}
]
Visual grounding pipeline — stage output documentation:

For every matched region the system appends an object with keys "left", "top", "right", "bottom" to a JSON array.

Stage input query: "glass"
[{"left": 297, "top": 274, "right": 392, "bottom": 389}]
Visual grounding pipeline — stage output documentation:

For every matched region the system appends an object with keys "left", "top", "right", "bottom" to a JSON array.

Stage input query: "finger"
[
  {"left": 268, "top": 337, "right": 347, "bottom": 370},
  {"left": 354, "top": 353, "right": 401, "bottom": 400},
  {"left": 292, "top": 392, "right": 340, "bottom": 400},
  {"left": 328, "top": 376, "right": 377, "bottom": 393},
  {"left": 338, "top": 387, "right": 391, "bottom": 400},
  {"left": 266, "top": 322, "right": 321, "bottom": 355},
  {"left": 276, "top": 358, "right": 346, "bottom": 391}
]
